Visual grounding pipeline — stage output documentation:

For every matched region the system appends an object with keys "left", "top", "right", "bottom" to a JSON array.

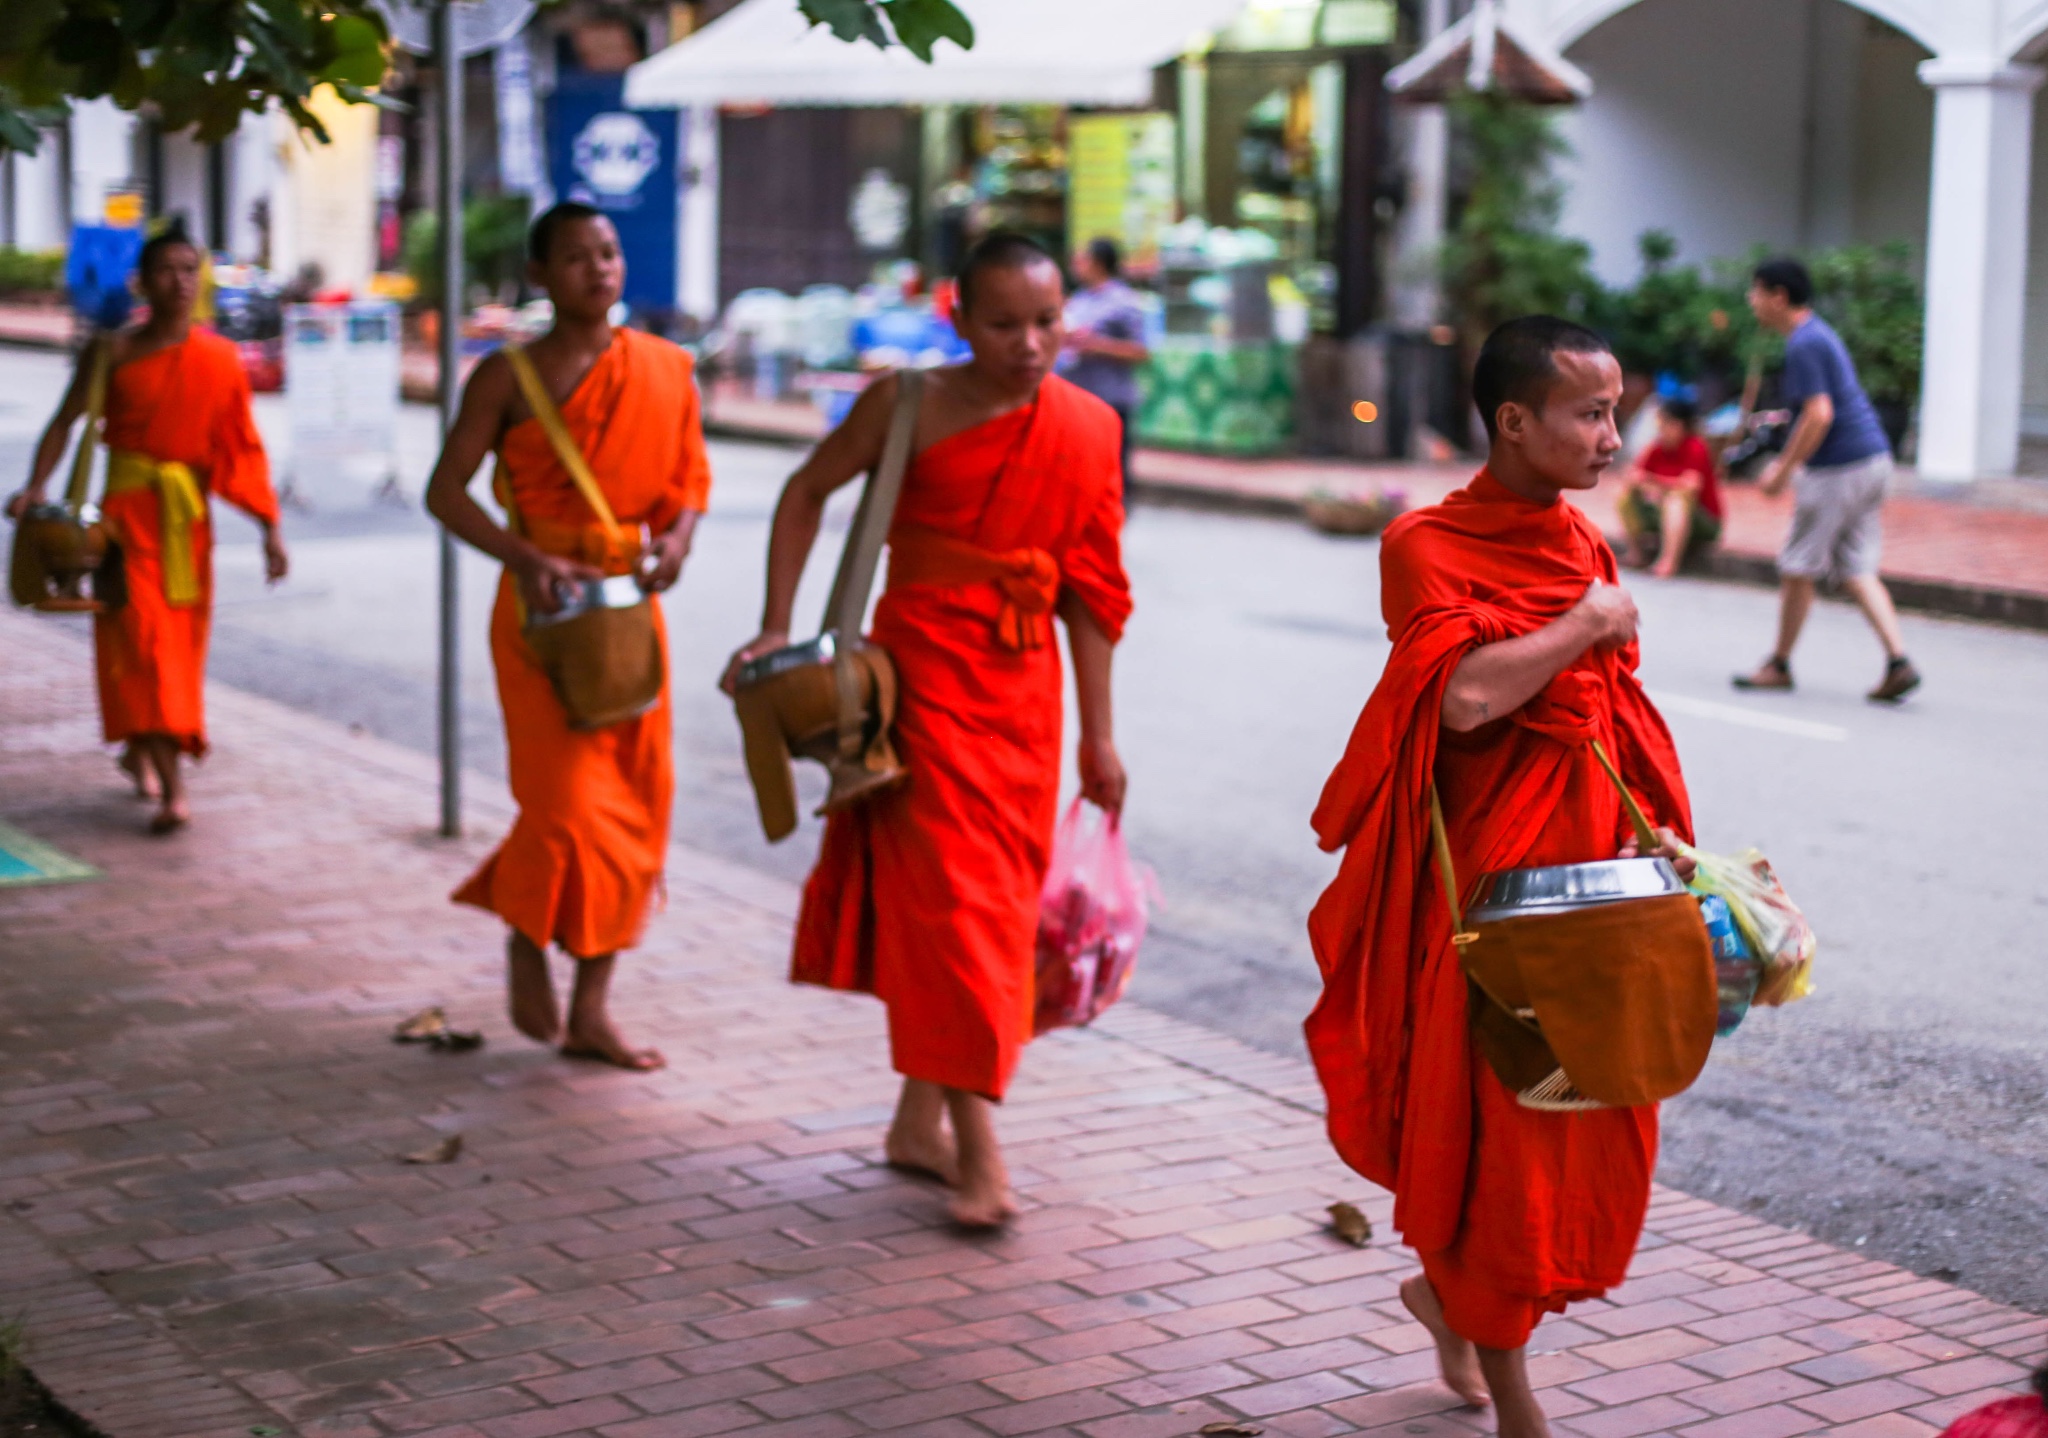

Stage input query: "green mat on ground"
[{"left": 0, "top": 819, "right": 98, "bottom": 887}]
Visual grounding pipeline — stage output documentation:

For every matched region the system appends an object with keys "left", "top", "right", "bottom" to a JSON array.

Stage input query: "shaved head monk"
[
  {"left": 7, "top": 218, "right": 290, "bottom": 834},
  {"left": 426, "top": 202, "right": 709, "bottom": 1070},
  {"left": 723, "top": 233, "right": 1132, "bottom": 1227},
  {"left": 1306, "top": 317, "right": 1698, "bottom": 1437}
]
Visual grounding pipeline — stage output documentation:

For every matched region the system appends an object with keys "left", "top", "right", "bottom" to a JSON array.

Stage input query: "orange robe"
[
  {"left": 792, "top": 375, "right": 1132, "bottom": 1100},
  {"left": 1305, "top": 470, "right": 1694, "bottom": 1350},
  {"left": 452, "top": 331, "right": 711, "bottom": 959},
  {"left": 92, "top": 329, "right": 279, "bottom": 756}
]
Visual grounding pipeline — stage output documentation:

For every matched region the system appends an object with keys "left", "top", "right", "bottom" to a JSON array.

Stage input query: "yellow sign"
[
  {"left": 1067, "top": 113, "right": 1177, "bottom": 271},
  {"left": 103, "top": 190, "right": 146, "bottom": 229}
]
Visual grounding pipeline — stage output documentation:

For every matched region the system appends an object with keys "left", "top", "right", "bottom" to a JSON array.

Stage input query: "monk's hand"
[
  {"left": 638, "top": 529, "right": 691, "bottom": 595},
  {"left": 261, "top": 526, "right": 289, "bottom": 584},
  {"left": 719, "top": 630, "right": 789, "bottom": 697},
  {"left": 516, "top": 550, "right": 604, "bottom": 617},
  {"left": 1619, "top": 825, "right": 1698, "bottom": 883},
  {"left": 1571, "top": 579, "right": 1639, "bottom": 650},
  {"left": 1078, "top": 735, "right": 1126, "bottom": 818},
  {"left": 5, "top": 486, "right": 42, "bottom": 522}
]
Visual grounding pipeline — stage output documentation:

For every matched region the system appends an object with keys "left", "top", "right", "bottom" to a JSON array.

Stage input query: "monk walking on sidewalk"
[
  {"left": 723, "top": 233, "right": 1132, "bottom": 1228},
  {"left": 7, "top": 218, "right": 289, "bottom": 835},
  {"left": 1305, "top": 317, "right": 1698, "bottom": 1438},
  {"left": 426, "top": 202, "right": 710, "bottom": 1070}
]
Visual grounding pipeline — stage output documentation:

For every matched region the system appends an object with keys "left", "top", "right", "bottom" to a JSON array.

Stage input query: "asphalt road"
[{"left": 4, "top": 345, "right": 2046, "bottom": 1317}]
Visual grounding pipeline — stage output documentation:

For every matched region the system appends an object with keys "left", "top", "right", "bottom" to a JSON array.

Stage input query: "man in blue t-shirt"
[
  {"left": 1734, "top": 257, "right": 1920, "bottom": 703},
  {"left": 1061, "top": 238, "right": 1150, "bottom": 499}
]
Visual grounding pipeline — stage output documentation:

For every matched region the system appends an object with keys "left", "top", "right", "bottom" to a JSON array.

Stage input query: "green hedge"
[
  {"left": 1593, "top": 232, "right": 1924, "bottom": 415},
  {"left": 0, "top": 247, "right": 65, "bottom": 298}
]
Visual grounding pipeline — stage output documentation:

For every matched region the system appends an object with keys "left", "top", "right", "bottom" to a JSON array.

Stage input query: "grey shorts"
[{"left": 1780, "top": 452, "right": 1892, "bottom": 580}]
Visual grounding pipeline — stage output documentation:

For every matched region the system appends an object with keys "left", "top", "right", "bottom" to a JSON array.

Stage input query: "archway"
[
  {"left": 1538, "top": 0, "right": 1934, "bottom": 288},
  {"left": 1531, "top": 0, "right": 1947, "bottom": 59}
]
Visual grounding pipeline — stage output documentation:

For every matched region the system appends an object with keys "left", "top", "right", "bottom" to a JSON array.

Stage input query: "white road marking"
[{"left": 1649, "top": 691, "right": 1850, "bottom": 742}]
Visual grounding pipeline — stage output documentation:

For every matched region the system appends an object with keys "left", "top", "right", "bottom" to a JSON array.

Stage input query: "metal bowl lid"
[
  {"left": 1464, "top": 857, "right": 1686, "bottom": 922},
  {"left": 735, "top": 632, "right": 838, "bottom": 689},
  {"left": 526, "top": 573, "right": 649, "bottom": 627}
]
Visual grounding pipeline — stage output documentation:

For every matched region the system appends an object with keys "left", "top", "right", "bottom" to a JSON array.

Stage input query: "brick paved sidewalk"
[{"left": 1, "top": 607, "right": 2042, "bottom": 1438}]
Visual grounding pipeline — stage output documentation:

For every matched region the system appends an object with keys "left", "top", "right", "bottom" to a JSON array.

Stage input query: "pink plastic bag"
[{"left": 1033, "top": 799, "right": 1156, "bottom": 1036}]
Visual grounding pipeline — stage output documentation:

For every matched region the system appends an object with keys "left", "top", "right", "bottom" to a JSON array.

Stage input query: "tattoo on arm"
[{"left": 1475, "top": 701, "right": 1490, "bottom": 721}]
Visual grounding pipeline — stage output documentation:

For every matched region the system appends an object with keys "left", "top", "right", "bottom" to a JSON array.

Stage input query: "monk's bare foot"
[
  {"left": 885, "top": 1124, "right": 960, "bottom": 1186},
  {"left": 561, "top": 1016, "right": 665, "bottom": 1071},
  {"left": 147, "top": 799, "right": 190, "bottom": 835},
  {"left": 1401, "top": 1274, "right": 1491, "bottom": 1409},
  {"left": 947, "top": 1172, "right": 1017, "bottom": 1230},
  {"left": 506, "top": 935, "right": 562, "bottom": 1045},
  {"left": 118, "top": 747, "right": 157, "bottom": 800}
]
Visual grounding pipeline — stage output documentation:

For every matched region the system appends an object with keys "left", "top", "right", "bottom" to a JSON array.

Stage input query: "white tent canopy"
[{"left": 624, "top": 0, "right": 1252, "bottom": 109}]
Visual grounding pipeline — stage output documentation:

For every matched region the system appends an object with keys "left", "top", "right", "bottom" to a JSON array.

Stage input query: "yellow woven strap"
[
  {"left": 1589, "top": 738, "right": 1659, "bottom": 853},
  {"left": 1428, "top": 786, "right": 1466, "bottom": 935},
  {"left": 63, "top": 339, "right": 112, "bottom": 511},
  {"left": 502, "top": 344, "right": 623, "bottom": 544},
  {"left": 105, "top": 451, "right": 207, "bottom": 607}
]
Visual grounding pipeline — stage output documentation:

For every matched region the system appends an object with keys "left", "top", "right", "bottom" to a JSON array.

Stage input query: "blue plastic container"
[{"left": 1699, "top": 893, "right": 1761, "bottom": 1036}]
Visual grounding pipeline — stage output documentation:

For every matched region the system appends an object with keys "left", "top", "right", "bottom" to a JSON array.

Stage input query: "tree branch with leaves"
[{"left": 0, "top": 0, "right": 973, "bottom": 156}]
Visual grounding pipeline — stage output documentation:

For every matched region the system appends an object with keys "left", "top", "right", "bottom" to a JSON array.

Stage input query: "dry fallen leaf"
[
  {"left": 393, "top": 1007, "right": 448, "bottom": 1042},
  {"left": 429, "top": 1028, "right": 485, "bottom": 1053},
  {"left": 400, "top": 1134, "right": 463, "bottom": 1165},
  {"left": 1327, "top": 1200, "right": 1372, "bottom": 1247},
  {"left": 1198, "top": 1424, "right": 1264, "bottom": 1436}
]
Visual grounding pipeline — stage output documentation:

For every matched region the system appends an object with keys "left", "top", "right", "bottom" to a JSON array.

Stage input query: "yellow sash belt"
[{"left": 105, "top": 451, "right": 208, "bottom": 607}]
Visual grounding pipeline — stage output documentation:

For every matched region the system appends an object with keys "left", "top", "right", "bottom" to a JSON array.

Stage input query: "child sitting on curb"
[{"left": 1619, "top": 397, "right": 1723, "bottom": 577}]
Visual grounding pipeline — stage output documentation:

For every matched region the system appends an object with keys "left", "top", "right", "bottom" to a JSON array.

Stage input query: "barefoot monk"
[
  {"left": 6, "top": 218, "right": 289, "bottom": 834},
  {"left": 723, "top": 233, "right": 1132, "bottom": 1227},
  {"left": 425, "top": 202, "right": 709, "bottom": 1071},
  {"left": 1305, "top": 317, "right": 1698, "bottom": 1438}
]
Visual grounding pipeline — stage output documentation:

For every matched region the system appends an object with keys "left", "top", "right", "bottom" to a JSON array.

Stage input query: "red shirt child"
[{"left": 1640, "top": 428, "right": 1723, "bottom": 520}]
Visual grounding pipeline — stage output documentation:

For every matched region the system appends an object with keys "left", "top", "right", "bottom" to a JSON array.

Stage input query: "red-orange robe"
[
  {"left": 1306, "top": 470, "right": 1694, "bottom": 1350},
  {"left": 93, "top": 329, "right": 279, "bottom": 756},
  {"left": 792, "top": 374, "right": 1132, "bottom": 1100},
  {"left": 453, "top": 331, "right": 711, "bottom": 959}
]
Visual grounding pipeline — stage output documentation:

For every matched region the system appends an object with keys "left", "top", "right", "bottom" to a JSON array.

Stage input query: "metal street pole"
[{"left": 435, "top": 0, "right": 464, "bottom": 837}]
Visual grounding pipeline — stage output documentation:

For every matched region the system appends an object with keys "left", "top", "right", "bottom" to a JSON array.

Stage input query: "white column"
[
  {"left": 679, "top": 104, "right": 720, "bottom": 324},
  {"left": 1916, "top": 57, "right": 2044, "bottom": 480}
]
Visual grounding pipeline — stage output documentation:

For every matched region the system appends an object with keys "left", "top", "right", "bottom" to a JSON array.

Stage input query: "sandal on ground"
[
  {"left": 1732, "top": 657, "right": 1793, "bottom": 692},
  {"left": 1868, "top": 657, "right": 1922, "bottom": 704}
]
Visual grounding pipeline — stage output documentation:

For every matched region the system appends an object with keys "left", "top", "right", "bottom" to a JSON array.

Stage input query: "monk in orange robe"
[
  {"left": 8, "top": 220, "right": 288, "bottom": 833},
  {"left": 724, "top": 234, "right": 1132, "bottom": 1227},
  {"left": 1305, "top": 318, "right": 1697, "bottom": 1438},
  {"left": 426, "top": 203, "right": 709, "bottom": 1070}
]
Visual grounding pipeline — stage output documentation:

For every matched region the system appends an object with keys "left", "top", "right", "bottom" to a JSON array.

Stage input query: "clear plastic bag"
[
  {"left": 1033, "top": 800, "right": 1157, "bottom": 1036},
  {"left": 1679, "top": 844, "right": 1816, "bottom": 1009}
]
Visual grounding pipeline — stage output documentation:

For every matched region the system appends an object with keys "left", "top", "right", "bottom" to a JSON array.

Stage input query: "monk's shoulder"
[
  {"left": 620, "top": 328, "right": 694, "bottom": 385},
  {"left": 1377, "top": 505, "right": 1461, "bottom": 571},
  {"left": 1045, "top": 375, "right": 1121, "bottom": 447},
  {"left": 186, "top": 326, "right": 243, "bottom": 371}
]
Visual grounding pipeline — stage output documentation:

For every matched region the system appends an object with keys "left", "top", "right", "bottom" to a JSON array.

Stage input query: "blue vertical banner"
[{"left": 547, "top": 73, "right": 679, "bottom": 312}]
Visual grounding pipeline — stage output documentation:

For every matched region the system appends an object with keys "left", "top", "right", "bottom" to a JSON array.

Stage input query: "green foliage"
[
  {"left": 1594, "top": 235, "right": 1923, "bottom": 413},
  {"left": 0, "top": 246, "right": 65, "bottom": 297},
  {"left": 1441, "top": 92, "right": 1602, "bottom": 345},
  {"left": 799, "top": 0, "right": 973, "bottom": 60},
  {"left": 403, "top": 195, "right": 534, "bottom": 307},
  {"left": 2, "top": 0, "right": 973, "bottom": 158},
  {"left": 0, "top": 0, "right": 397, "bottom": 155},
  {"left": 1596, "top": 231, "right": 1749, "bottom": 381}
]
